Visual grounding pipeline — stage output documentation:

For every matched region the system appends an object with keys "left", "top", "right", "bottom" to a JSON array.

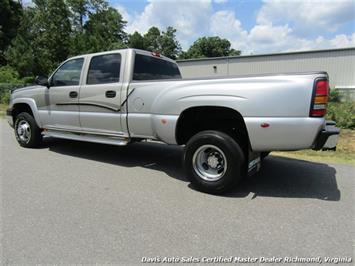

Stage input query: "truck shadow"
[
  {"left": 45, "top": 138, "right": 340, "bottom": 201},
  {"left": 224, "top": 156, "right": 340, "bottom": 201}
]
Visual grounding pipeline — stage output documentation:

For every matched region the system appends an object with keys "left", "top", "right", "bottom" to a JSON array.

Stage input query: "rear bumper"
[
  {"left": 313, "top": 121, "right": 340, "bottom": 150},
  {"left": 6, "top": 108, "right": 13, "bottom": 128}
]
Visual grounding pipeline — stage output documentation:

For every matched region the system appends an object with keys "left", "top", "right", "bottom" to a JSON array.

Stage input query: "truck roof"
[{"left": 69, "top": 48, "right": 176, "bottom": 63}]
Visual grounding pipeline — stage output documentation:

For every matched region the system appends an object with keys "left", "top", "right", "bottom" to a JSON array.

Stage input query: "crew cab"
[{"left": 6, "top": 49, "right": 340, "bottom": 193}]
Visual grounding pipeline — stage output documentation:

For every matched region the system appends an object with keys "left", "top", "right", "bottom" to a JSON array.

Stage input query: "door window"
[
  {"left": 87, "top": 54, "right": 121, "bottom": 85},
  {"left": 51, "top": 58, "right": 84, "bottom": 87}
]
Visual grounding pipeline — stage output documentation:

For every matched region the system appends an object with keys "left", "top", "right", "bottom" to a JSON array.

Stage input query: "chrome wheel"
[
  {"left": 16, "top": 120, "right": 31, "bottom": 143},
  {"left": 192, "top": 144, "right": 227, "bottom": 181}
]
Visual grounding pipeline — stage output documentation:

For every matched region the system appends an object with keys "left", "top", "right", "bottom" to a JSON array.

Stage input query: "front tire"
[
  {"left": 14, "top": 112, "right": 42, "bottom": 148},
  {"left": 184, "top": 130, "right": 245, "bottom": 194}
]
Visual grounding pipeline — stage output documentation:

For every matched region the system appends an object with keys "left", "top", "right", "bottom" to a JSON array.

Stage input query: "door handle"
[
  {"left": 69, "top": 91, "right": 78, "bottom": 98},
  {"left": 105, "top": 90, "right": 116, "bottom": 98}
]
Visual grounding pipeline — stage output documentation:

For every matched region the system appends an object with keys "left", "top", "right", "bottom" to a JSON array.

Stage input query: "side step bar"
[{"left": 43, "top": 130, "right": 129, "bottom": 146}]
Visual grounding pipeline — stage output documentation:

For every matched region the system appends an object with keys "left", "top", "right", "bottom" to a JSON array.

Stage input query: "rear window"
[{"left": 133, "top": 54, "right": 181, "bottom": 81}]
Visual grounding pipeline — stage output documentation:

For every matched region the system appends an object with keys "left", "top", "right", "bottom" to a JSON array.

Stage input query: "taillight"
[{"left": 310, "top": 79, "right": 329, "bottom": 117}]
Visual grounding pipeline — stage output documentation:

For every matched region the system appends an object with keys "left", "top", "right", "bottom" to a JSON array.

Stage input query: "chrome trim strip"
[
  {"left": 45, "top": 126, "right": 127, "bottom": 137},
  {"left": 56, "top": 102, "right": 120, "bottom": 112}
]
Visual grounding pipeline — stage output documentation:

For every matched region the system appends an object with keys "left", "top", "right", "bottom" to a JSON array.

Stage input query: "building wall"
[{"left": 177, "top": 48, "right": 355, "bottom": 90}]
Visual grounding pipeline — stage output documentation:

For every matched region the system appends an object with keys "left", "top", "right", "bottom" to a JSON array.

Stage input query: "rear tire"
[
  {"left": 14, "top": 112, "right": 42, "bottom": 148},
  {"left": 184, "top": 130, "right": 245, "bottom": 194}
]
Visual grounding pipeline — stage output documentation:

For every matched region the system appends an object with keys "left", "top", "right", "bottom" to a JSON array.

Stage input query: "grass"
[
  {"left": 273, "top": 129, "right": 355, "bottom": 165},
  {"left": 0, "top": 103, "right": 7, "bottom": 116}
]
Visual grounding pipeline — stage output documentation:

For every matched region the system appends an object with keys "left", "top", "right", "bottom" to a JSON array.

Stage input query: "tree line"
[{"left": 0, "top": 0, "right": 240, "bottom": 81}]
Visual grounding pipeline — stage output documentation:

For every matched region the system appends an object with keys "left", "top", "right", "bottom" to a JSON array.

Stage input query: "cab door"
[
  {"left": 78, "top": 53, "right": 125, "bottom": 136},
  {"left": 42, "top": 58, "right": 84, "bottom": 130}
]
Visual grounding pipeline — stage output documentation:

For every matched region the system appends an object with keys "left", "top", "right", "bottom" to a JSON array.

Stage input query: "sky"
[
  {"left": 112, "top": 0, "right": 355, "bottom": 54},
  {"left": 23, "top": 0, "right": 355, "bottom": 55}
]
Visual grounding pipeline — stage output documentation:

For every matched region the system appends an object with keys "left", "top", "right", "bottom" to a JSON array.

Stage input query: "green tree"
[
  {"left": 6, "top": 0, "right": 71, "bottom": 75},
  {"left": 69, "top": 32, "right": 89, "bottom": 56},
  {"left": 141, "top": 26, "right": 181, "bottom": 59},
  {"left": 0, "top": 66, "right": 26, "bottom": 104},
  {"left": 67, "top": 0, "right": 110, "bottom": 55},
  {"left": 67, "top": 0, "right": 89, "bottom": 32},
  {"left": 0, "top": 65, "right": 21, "bottom": 83},
  {"left": 143, "top": 26, "right": 161, "bottom": 51},
  {"left": 128, "top": 31, "right": 145, "bottom": 50},
  {"left": 89, "top": 0, "right": 108, "bottom": 13},
  {"left": 0, "top": 0, "right": 23, "bottom": 65},
  {"left": 181, "top": 36, "right": 240, "bottom": 59},
  {"left": 160, "top": 26, "right": 181, "bottom": 59},
  {"left": 32, "top": 0, "right": 72, "bottom": 74},
  {"left": 5, "top": 8, "right": 35, "bottom": 76},
  {"left": 84, "top": 7, "right": 127, "bottom": 53},
  {"left": 67, "top": 0, "right": 108, "bottom": 32},
  {"left": 5, "top": 35, "right": 35, "bottom": 77}
]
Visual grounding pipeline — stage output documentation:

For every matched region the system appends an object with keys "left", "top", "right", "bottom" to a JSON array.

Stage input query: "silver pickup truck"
[{"left": 6, "top": 48, "right": 340, "bottom": 193}]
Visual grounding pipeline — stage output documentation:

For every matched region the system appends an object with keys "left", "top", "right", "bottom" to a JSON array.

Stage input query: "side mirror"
[{"left": 35, "top": 75, "right": 49, "bottom": 87}]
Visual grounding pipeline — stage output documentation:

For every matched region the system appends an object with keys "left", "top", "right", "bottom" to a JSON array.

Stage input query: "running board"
[{"left": 43, "top": 129, "right": 129, "bottom": 146}]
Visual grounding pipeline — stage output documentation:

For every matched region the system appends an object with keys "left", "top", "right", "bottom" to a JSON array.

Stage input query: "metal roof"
[{"left": 176, "top": 47, "right": 355, "bottom": 63}]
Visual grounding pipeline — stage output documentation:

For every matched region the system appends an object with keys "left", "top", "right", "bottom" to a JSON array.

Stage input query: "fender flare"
[{"left": 12, "top": 98, "right": 43, "bottom": 127}]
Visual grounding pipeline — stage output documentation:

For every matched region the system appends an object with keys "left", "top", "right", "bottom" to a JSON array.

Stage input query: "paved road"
[{"left": 0, "top": 119, "right": 354, "bottom": 265}]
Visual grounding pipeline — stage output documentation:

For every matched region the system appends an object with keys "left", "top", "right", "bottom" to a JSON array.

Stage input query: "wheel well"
[
  {"left": 175, "top": 106, "right": 250, "bottom": 152},
  {"left": 12, "top": 103, "right": 34, "bottom": 123}
]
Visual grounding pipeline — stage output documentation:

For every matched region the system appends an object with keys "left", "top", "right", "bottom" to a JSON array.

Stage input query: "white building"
[{"left": 177, "top": 47, "right": 355, "bottom": 98}]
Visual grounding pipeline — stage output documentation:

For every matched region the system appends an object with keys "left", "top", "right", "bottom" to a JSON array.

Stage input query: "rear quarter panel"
[{"left": 127, "top": 73, "right": 326, "bottom": 150}]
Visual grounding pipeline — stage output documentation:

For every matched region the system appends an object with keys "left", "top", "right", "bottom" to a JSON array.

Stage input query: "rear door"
[{"left": 78, "top": 52, "right": 126, "bottom": 136}]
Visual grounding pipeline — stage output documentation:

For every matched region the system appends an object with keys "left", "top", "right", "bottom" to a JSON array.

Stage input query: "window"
[
  {"left": 133, "top": 54, "right": 181, "bottom": 81},
  {"left": 87, "top": 54, "right": 121, "bottom": 85},
  {"left": 51, "top": 58, "right": 84, "bottom": 87}
]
